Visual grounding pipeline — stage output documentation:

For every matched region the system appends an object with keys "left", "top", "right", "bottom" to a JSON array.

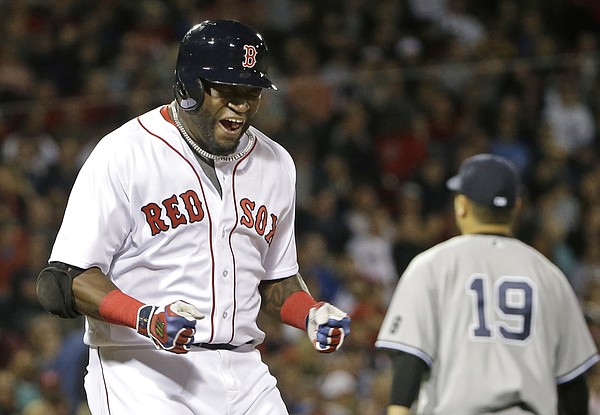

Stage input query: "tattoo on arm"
[{"left": 259, "top": 273, "right": 308, "bottom": 320}]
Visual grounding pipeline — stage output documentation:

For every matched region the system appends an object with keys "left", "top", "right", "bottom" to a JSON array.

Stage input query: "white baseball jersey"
[
  {"left": 50, "top": 105, "right": 299, "bottom": 348},
  {"left": 376, "top": 234, "right": 599, "bottom": 414}
]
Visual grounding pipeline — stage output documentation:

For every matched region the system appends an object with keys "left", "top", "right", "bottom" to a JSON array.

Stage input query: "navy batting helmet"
[{"left": 174, "top": 19, "right": 278, "bottom": 111}]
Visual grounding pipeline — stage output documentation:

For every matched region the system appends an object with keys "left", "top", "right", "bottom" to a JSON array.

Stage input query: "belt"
[{"left": 193, "top": 340, "right": 252, "bottom": 350}]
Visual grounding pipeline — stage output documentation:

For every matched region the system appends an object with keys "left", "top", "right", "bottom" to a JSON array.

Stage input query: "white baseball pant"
[{"left": 84, "top": 344, "right": 289, "bottom": 414}]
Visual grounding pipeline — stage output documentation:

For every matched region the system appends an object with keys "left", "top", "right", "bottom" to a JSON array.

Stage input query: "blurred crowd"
[{"left": 1, "top": 0, "right": 600, "bottom": 414}]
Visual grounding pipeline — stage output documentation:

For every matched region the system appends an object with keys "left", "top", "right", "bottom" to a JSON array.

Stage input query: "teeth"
[{"left": 221, "top": 119, "right": 243, "bottom": 132}]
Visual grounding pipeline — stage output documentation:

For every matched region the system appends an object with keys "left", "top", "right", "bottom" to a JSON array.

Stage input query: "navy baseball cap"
[{"left": 446, "top": 154, "right": 521, "bottom": 208}]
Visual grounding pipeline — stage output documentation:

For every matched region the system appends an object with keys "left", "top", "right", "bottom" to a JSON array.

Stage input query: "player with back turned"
[
  {"left": 376, "top": 153, "right": 598, "bottom": 415},
  {"left": 36, "top": 19, "right": 350, "bottom": 415}
]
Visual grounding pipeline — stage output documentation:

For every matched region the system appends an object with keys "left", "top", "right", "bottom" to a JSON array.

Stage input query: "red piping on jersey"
[
  {"left": 97, "top": 347, "right": 113, "bottom": 414},
  {"left": 227, "top": 135, "right": 259, "bottom": 343},
  {"left": 138, "top": 112, "right": 218, "bottom": 342}
]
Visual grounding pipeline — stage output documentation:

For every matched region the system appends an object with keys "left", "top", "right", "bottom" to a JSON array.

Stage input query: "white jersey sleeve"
[
  {"left": 251, "top": 128, "right": 299, "bottom": 281},
  {"left": 375, "top": 251, "right": 438, "bottom": 365},
  {"left": 50, "top": 122, "right": 134, "bottom": 273},
  {"left": 553, "top": 268, "right": 600, "bottom": 383}
]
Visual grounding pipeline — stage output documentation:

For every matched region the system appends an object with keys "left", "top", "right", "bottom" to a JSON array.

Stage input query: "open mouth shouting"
[{"left": 220, "top": 118, "right": 244, "bottom": 134}]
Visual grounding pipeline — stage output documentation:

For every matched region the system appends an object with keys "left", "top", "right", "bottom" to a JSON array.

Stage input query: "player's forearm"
[
  {"left": 72, "top": 267, "right": 121, "bottom": 319},
  {"left": 73, "top": 267, "right": 203, "bottom": 354},
  {"left": 388, "top": 350, "right": 427, "bottom": 410},
  {"left": 387, "top": 405, "right": 411, "bottom": 415},
  {"left": 258, "top": 273, "right": 311, "bottom": 322},
  {"left": 557, "top": 375, "right": 589, "bottom": 415},
  {"left": 261, "top": 273, "right": 351, "bottom": 353}
]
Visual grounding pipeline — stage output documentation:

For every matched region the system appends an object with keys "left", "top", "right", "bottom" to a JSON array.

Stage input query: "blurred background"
[{"left": 1, "top": 0, "right": 600, "bottom": 414}]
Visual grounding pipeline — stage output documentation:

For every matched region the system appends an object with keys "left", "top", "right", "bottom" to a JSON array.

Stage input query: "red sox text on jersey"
[{"left": 141, "top": 192, "right": 278, "bottom": 245}]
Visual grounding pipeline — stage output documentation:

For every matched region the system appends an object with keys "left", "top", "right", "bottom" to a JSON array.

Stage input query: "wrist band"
[
  {"left": 280, "top": 290, "right": 317, "bottom": 330},
  {"left": 98, "top": 289, "right": 144, "bottom": 328}
]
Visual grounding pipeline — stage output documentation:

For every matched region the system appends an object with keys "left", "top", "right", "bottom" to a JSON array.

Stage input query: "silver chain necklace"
[{"left": 171, "top": 106, "right": 255, "bottom": 162}]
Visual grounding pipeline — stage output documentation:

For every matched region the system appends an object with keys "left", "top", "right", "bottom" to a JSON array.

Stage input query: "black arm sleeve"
[
  {"left": 387, "top": 349, "right": 429, "bottom": 407},
  {"left": 36, "top": 262, "right": 85, "bottom": 319},
  {"left": 557, "top": 374, "right": 589, "bottom": 415}
]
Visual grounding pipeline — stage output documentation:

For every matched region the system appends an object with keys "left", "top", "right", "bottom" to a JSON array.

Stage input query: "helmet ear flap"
[{"left": 174, "top": 70, "right": 204, "bottom": 112}]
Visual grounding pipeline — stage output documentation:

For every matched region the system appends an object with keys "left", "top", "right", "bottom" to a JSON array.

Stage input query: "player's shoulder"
[
  {"left": 96, "top": 107, "right": 162, "bottom": 150},
  {"left": 412, "top": 235, "right": 465, "bottom": 261},
  {"left": 417, "top": 234, "right": 563, "bottom": 274},
  {"left": 406, "top": 234, "right": 520, "bottom": 267},
  {"left": 248, "top": 126, "right": 295, "bottom": 167},
  {"left": 485, "top": 234, "right": 564, "bottom": 272},
  {"left": 79, "top": 107, "right": 164, "bottom": 171},
  {"left": 400, "top": 236, "right": 463, "bottom": 278}
]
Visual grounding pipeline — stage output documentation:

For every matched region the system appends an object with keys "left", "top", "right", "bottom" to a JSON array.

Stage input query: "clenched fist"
[
  {"left": 136, "top": 300, "right": 204, "bottom": 354},
  {"left": 307, "top": 302, "right": 351, "bottom": 353}
]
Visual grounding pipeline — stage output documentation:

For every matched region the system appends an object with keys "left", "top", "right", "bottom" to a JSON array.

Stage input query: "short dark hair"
[{"left": 470, "top": 199, "right": 514, "bottom": 225}]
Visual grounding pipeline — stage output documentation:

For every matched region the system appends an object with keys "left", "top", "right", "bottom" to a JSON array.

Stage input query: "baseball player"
[
  {"left": 36, "top": 19, "right": 350, "bottom": 415},
  {"left": 376, "top": 154, "right": 599, "bottom": 415}
]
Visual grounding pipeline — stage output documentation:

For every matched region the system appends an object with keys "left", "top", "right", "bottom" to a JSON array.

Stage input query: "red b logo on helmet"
[{"left": 242, "top": 45, "right": 257, "bottom": 68}]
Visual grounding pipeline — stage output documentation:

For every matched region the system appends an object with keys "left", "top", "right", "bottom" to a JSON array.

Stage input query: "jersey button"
[
  {"left": 223, "top": 270, "right": 228, "bottom": 278},
  {"left": 222, "top": 312, "right": 228, "bottom": 319}
]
